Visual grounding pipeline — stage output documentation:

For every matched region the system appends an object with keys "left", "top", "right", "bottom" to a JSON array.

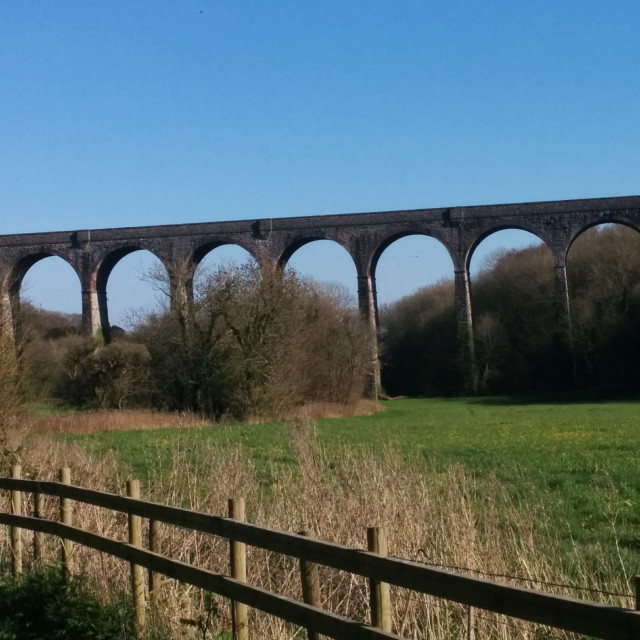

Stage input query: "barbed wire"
[{"left": 412, "top": 554, "right": 634, "bottom": 600}]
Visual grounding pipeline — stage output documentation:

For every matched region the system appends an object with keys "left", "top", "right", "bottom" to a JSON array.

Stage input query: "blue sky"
[{"left": 3, "top": 1, "right": 640, "bottom": 324}]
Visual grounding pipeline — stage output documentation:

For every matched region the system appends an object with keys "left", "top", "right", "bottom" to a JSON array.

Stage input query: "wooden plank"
[
  {"left": 0, "top": 513, "right": 400, "bottom": 640},
  {"left": 0, "top": 478, "right": 638, "bottom": 639}
]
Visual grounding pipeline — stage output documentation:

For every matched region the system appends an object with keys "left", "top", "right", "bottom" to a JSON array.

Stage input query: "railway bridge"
[{"left": 2, "top": 194, "right": 639, "bottom": 396}]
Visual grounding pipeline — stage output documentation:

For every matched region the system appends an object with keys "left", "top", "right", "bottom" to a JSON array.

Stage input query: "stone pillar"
[
  {"left": 0, "top": 273, "right": 16, "bottom": 345},
  {"left": 168, "top": 259, "right": 195, "bottom": 319},
  {"left": 553, "top": 261, "right": 572, "bottom": 341},
  {"left": 97, "top": 283, "right": 111, "bottom": 343},
  {"left": 357, "top": 273, "right": 381, "bottom": 400},
  {"left": 7, "top": 276, "right": 23, "bottom": 350},
  {"left": 454, "top": 268, "right": 478, "bottom": 394},
  {"left": 80, "top": 268, "right": 102, "bottom": 338},
  {"left": 552, "top": 257, "right": 575, "bottom": 385},
  {"left": 79, "top": 262, "right": 108, "bottom": 341}
]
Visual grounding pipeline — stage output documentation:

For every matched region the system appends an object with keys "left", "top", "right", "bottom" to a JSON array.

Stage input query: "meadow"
[
  {"left": 60, "top": 398, "right": 640, "bottom": 573},
  {"left": 14, "top": 397, "right": 640, "bottom": 638}
]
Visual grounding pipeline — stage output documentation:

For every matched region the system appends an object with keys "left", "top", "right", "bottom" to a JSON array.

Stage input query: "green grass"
[{"left": 64, "top": 397, "right": 640, "bottom": 572}]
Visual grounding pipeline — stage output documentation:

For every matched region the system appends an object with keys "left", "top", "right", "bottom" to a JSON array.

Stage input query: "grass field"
[
  {"left": 16, "top": 397, "right": 639, "bottom": 638},
  {"left": 62, "top": 397, "right": 640, "bottom": 572}
]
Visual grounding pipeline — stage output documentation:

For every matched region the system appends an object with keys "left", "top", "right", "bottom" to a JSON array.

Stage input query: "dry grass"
[
  {"left": 2, "top": 423, "right": 631, "bottom": 639},
  {"left": 282, "top": 398, "right": 383, "bottom": 421},
  {"left": 29, "top": 409, "right": 208, "bottom": 435},
  {"left": 28, "top": 400, "right": 383, "bottom": 435}
]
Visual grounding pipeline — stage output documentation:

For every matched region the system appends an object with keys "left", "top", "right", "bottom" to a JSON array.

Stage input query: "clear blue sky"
[{"left": 3, "top": 1, "right": 640, "bottom": 324}]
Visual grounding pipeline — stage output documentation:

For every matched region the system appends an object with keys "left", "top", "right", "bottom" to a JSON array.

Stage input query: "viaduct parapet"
[{"left": 2, "top": 194, "right": 640, "bottom": 397}]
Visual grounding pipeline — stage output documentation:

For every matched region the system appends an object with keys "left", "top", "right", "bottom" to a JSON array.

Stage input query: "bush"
[
  {"left": 0, "top": 568, "right": 135, "bottom": 639},
  {"left": 133, "top": 261, "right": 369, "bottom": 420}
]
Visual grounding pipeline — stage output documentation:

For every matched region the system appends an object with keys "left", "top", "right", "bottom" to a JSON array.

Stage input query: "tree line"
[
  {"left": 15, "top": 223, "right": 640, "bottom": 414},
  {"left": 380, "top": 224, "right": 640, "bottom": 396},
  {"left": 19, "top": 262, "right": 370, "bottom": 419}
]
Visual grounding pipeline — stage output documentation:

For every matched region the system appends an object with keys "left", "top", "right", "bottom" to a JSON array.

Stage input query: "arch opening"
[
  {"left": 19, "top": 254, "right": 80, "bottom": 312},
  {"left": 15, "top": 255, "right": 82, "bottom": 402},
  {"left": 469, "top": 228, "right": 545, "bottom": 277},
  {"left": 285, "top": 239, "right": 358, "bottom": 304},
  {"left": 282, "top": 239, "right": 369, "bottom": 404},
  {"left": 567, "top": 222, "right": 640, "bottom": 391},
  {"left": 470, "top": 229, "right": 556, "bottom": 394},
  {"left": 375, "top": 234, "right": 456, "bottom": 397},
  {"left": 193, "top": 243, "right": 256, "bottom": 298},
  {"left": 374, "top": 234, "right": 453, "bottom": 305},
  {"left": 103, "top": 249, "right": 168, "bottom": 333}
]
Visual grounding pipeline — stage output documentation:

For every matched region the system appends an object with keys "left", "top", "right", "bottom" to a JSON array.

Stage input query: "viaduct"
[{"left": 2, "top": 194, "right": 640, "bottom": 397}]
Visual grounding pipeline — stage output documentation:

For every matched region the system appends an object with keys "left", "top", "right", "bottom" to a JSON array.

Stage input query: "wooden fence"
[{"left": 0, "top": 465, "right": 639, "bottom": 640}]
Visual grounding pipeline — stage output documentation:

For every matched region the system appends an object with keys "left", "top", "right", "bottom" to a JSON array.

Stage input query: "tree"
[
  {"left": 56, "top": 337, "right": 150, "bottom": 409},
  {"left": 0, "top": 314, "right": 24, "bottom": 468},
  {"left": 133, "top": 260, "right": 369, "bottom": 419},
  {"left": 379, "top": 281, "right": 459, "bottom": 396}
]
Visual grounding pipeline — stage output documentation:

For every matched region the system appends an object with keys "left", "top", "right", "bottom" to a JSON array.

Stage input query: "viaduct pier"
[{"left": 2, "top": 194, "right": 640, "bottom": 396}]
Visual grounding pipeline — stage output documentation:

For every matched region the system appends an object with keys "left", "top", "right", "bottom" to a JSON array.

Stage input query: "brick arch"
[
  {"left": 368, "top": 230, "right": 455, "bottom": 280},
  {"left": 278, "top": 235, "right": 355, "bottom": 271},
  {"left": 192, "top": 238, "right": 260, "bottom": 267},
  {"left": 564, "top": 218, "right": 640, "bottom": 263},
  {"left": 465, "top": 224, "right": 553, "bottom": 274},
  {"left": 92, "top": 245, "right": 169, "bottom": 342},
  {"left": 5, "top": 251, "right": 82, "bottom": 345},
  {"left": 9, "top": 251, "right": 80, "bottom": 295},
  {"left": 93, "top": 245, "right": 168, "bottom": 293}
]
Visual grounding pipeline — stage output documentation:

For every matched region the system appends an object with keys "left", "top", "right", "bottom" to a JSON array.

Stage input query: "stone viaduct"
[{"left": 1, "top": 194, "right": 640, "bottom": 397}]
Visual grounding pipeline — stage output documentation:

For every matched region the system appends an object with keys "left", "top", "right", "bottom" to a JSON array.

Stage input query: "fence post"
[
  {"left": 467, "top": 605, "right": 476, "bottom": 640},
  {"left": 635, "top": 575, "right": 640, "bottom": 611},
  {"left": 59, "top": 467, "right": 73, "bottom": 580},
  {"left": 367, "top": 526, "right": 392, "bottom": 632},
  {"left": 148, "top": 518, "right": 160, "bottom": 603},
  {"left": 33, "top": 491, "right": 43, "bottom": 566},
  {"left": 298, "top": 531, "right": 323, "bottom": 640},
  {"left": 127, "top": 480, "right": 146, "bottom": 639},
  {"left": 10, "top": 464, "right": 22, "bottom": 577},
  {"left": 228, "top": 498, "right": 248, "bottom": 640}
]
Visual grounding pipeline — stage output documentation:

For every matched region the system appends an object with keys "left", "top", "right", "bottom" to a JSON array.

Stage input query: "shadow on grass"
[{"left": 463, "top": 387, "right": 640, "bottom": 406}]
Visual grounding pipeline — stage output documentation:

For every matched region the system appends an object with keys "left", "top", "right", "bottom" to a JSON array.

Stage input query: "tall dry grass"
[
  {"left": 28, "top": 400, "right": 383, "bottom": 435},
  {"left": 2, "top": 422, "right": 632, "bottom": 639},
  {"left": 29, "top": 409, "right": 208, "bottom": 435}
]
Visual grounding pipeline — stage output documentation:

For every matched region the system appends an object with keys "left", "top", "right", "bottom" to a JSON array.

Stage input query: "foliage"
[
  {"left": 0, "top": 313, "right": 26, "bottom": 470},
  {"left": 18, "top": 260, "right": 369, "bottom": 420},
  {"left": 133, "top": 261, "right": 368, "bottom": 420},
  {"left": 379, "top": 280, "right": 459, "bottom": 396},
  {"left": 0, "top": 567, "right": 135, "bottom": 640},
  {"left": 56, "top": 337, "right": 150, "bottom": 409},
  {"left": 568, "top": 224, "right": 640, "bottom": 387},
  {"left": 381, "top": 224, "right": 640, "bottom": 396}
]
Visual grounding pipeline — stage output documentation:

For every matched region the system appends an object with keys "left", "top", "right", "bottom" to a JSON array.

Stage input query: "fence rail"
[{"left": 0, "top": 469, "right": 638, "bottom": 640}]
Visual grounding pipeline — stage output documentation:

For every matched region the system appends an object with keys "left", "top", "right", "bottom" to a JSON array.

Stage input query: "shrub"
[{"left": 0, "top": 568, "right": 136, "bottom": 640}]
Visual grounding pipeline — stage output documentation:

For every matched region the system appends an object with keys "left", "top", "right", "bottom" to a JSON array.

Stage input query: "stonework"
[{"left": 2, "top": 195, "right": 639, "bottom": 397}]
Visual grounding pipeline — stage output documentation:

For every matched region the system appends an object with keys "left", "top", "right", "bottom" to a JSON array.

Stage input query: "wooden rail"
[{"left": 1, "top": 472, "right": 639, "bottom": 640}]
